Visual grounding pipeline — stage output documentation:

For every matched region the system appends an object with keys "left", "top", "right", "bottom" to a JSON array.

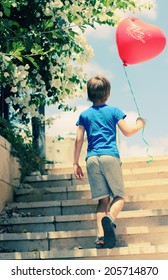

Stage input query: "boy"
[{"left": 73, "top": 75, "right": 146, "bottom": 249}]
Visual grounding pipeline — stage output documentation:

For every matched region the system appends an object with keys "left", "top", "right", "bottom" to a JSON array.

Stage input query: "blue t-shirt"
[{"left": 76, "top": 104, "right": 126, "bottom": 160}]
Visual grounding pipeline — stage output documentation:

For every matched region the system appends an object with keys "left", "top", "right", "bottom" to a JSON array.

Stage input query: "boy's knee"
[
  {"left": 99, "top": 196, "right": 110, "bottom": 205},
  {"left": 115, "top": 195, "right": 125, "bottom": 201},
  {"left": 112, "top": 196, "right": 125, "bottom": 206}
]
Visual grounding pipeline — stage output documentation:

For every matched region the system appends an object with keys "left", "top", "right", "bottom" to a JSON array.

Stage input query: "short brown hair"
[{"left": 87, "top": 75, "right": 111, "bottom": 103}]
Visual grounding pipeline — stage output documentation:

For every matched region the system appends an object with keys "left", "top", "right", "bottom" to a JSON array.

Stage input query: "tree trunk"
[
  {"left": 32, "top": 105, "right": 46, "bottom": 158},
  {"left": 0, "top": 86, "right": 9, "bottom": 121}
]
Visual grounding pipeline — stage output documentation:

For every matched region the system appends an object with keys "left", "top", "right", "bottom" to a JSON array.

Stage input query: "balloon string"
[
  {"left": 123, "top": 65, "right": 141, "bottom": 117},
  {"left": 122, "top": 64, "right": 153, "bottom": 163},
  {"left": 142, "top": 127, "right": 153, "bottom": 163}
]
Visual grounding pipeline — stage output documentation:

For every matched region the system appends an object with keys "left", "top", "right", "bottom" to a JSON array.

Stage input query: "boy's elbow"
[
  {"left": 75, "top": 137, "right": 84, "bottom": 145},
  {"left": 122, "top": 131, "right": 133, "bottom": 137},
  {"left": 125, "top": 132, "right": 133, "bottom": 137}
]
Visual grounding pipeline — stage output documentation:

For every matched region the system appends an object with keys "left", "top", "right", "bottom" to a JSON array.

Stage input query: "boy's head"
[{"left": 87, "top": 75, "right": 111, "bottom": 103}]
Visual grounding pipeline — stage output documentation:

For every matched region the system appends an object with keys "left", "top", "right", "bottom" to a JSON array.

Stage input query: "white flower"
[
  {"left": 5, "top": 97, "right": 11, "bottom": 104},
  {"left": 22, "top": 107, "right": 30, "bottom": 114},
  {"left": 16, "top": 113, "right": 23, "bottom": 120},
  {"left": 50, "top": 0, "right": 63, "bottom": 8},
  {"left": 51, "top": 78, "right": 62, "bottom": 88},
  {"left": 24, "top": 94, "right": 31, "bottom": 104},
  {"left": 11, "top": 87, "right": 18, "bottom": 93},
  {"left": 20, "top": 80, "right": 27, "bottom": 88},
  {"left": 62, "top": 45, "right": 69, "bottom": 51},
  {"left": 4, "top": 55, "right": 12, "bottom": 62},
  {"left": 40, "top": 114, "right": 45, "bottom": 122},
  {"left": 12, "top": 2, "right": 17, "bottom": 8},
  {"left": 25, "top": 64, "right": 30, "bottom": 70},
  {"left": 44, "top": 7, "right": 52, "bottom": 16},
  {"left": 36, "top": 73, "right": 42, "bottom": 82},
  {"left": 98, "top": 13, "right": 111, "bottom": 22},
  {"left": 36, "top": 12, "right": 41, "bottom": 18},
  {"left": 4, "top": 72, "right": 9, "bottom": 78}
]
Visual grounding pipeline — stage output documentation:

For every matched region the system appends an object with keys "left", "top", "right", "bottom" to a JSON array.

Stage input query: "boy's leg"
[
  {"left": 109, "top": 196, "right": 125, "bottom": 221},
  {"left": 96, "top": 196, "right": 110, "bottom": 237},
  {"left": 97, "top": 156, "right": 125, "bottom": 248},
  {"left": 101, "top": 196, "right": 124, "bottom": 248},
  {"left": 96, "top": 196, "right": 124, "bottom": 237}
]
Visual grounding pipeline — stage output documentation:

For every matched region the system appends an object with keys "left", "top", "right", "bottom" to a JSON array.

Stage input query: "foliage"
[
  {"left": 0, "top": 0, "right": 152, "bottom": 124},
  {"left": 0, "top": 117, "right": 46, "bottom": 180}
]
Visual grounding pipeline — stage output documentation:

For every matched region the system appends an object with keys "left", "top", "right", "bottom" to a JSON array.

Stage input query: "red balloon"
[{"left": 116, "top": 17, "right": 166, "bottom": 65}]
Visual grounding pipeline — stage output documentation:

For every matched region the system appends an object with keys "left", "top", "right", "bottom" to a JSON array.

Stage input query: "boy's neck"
[{"left": 93, "top": 101, "right": 106, "bottom": 106}]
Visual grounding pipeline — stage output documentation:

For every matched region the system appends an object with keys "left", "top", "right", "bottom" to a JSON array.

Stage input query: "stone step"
[
  {"left": 14, "top": 186, "right": 69, "bottom": 202},
  {"left": 122, "top": 155, "right": 168, "bottom": 169},
  {"left": 1, "top": 209, "right": 168, "bottom": 233},
  {"left": 0, "top": 232, "right": 48, "bottom": 253},
  {"left": 125, "top": 193, "right": 168, "bottom": 211},
  {"left": 1, "top": 243, "right": 168, "bottom": 260},
  {"left": 0, "top": 225, "right": 168, "bottom": 253},
  {"left": 44, "top": 155, "right": 168, "bottom": 175},
  {"left": 24, "top": 165, "right": 168, "bottom": 188},
  {"left": 125, "top": 178, "right": 168, "bottom": 196},
  {"left": 46, "top": 226, "right": 168, "bottom": 251},
  {"left": 24, "top": 174, "right": 73, "bottom": 188},
  {"left": 71, "top": 165, "right": 168, "bottom": 184},
  {"left": 14, "top": 178, "right": 168, "bottom": 202},
  {"left": 0, "top": 216, "right": 56, "bottom": 233},
  {"left": 37, "top": 244, "right": 168, "bottom": 260},
  {"left": 55, "top": 209, "right": 168, "bottom": 231},
  {"left": 6, "top": 193, "right": 168, "bottom": 217},
  {"left": 123, "top": 166, "right": 168, "bottom": 181},
  {"left": 71, "top": 167, "right": 168, "bottom": 185},
  {"left": 1, "top": 156, "right": 168, "bottom": 260}
]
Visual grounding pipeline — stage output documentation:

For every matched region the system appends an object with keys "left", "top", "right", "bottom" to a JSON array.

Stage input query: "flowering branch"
[{"left": 0, "top": 0, "right": 153, "bottom": 123}]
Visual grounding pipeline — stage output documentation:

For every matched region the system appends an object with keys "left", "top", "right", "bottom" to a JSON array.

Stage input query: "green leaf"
[
  {"left": 24, "top": 56, "right": 38, "bottom": 68},
  {"left": 106, "top": 11, "right": 114, "bottom": 17},
  {"left": 12, "top": 41, "right": 25, "bottom": 52},
  {"left": 14, "top": 55, "right": 23, "bottom": 62},
  {"left": 101, "top": 0, "right": 114, "bottom": 7},
  {"left": 57, "top": 135, "right": 64, "bottom": 141},
  {"left": 129, "top": 1, "right": 136, "bottom": 7},
  {"left": 2, "top": 5, "right": 11, "bottom": 17},
  {"left": 31, "top": 43, "right": 44, "bottom": 55},
  {"left": 69, "top": 14, "right": 78, "bottom": 23},
  {"left": 43, "top": 20, "right": 54, "bottom": 30}
]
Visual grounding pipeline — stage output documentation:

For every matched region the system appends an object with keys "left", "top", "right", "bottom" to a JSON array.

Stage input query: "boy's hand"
[
  {"left": 73, "top": 164, "right": 84, "bottom": 181},
  {"left": 136, "top": 117, "right": 147, "bottom": 128}
]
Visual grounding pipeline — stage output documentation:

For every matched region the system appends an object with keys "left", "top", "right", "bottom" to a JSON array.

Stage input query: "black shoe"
[
  {"left": 95, "top": 236, "right": 104, "bottom": 249},
  {"left": 101, "top": 216, "right": 116, "bottom": 248}
]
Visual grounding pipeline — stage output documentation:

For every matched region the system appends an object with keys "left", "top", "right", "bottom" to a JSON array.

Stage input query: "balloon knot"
[{"left": 123, "top": 62, "right": 127, "bottom": 66}]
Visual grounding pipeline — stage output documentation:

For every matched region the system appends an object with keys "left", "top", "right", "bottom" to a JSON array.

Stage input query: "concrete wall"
[
  {"left": 46, "top": 130, "right": 120, "bottom": 164},
  {"left": 0, "top": 136, "right": 21, "bottom": 213},
  {"left": 46, "top": 136, "right": 87, "bottom": 165}
]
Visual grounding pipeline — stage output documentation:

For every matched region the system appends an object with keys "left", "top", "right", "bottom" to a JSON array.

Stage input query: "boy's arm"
[
  {"left": 117, "top": 117, "right": 146, "bottom": 137},
  {"left": 73, "top": 125, "right": 85, "bottom": 180}
]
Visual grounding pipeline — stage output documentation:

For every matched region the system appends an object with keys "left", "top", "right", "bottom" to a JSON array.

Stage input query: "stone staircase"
[{"left": 0, "top": 155, "right": 168, "bottom": 260}]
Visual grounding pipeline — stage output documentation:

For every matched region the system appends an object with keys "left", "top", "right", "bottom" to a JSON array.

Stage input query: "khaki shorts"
[{"left": 86, "top": 155, "right": 125, "bottom": 200}]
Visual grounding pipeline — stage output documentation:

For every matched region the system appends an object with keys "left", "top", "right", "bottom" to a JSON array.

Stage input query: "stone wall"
[{"left": 0, "top": 136, "right": 20, "bottom": 213}]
